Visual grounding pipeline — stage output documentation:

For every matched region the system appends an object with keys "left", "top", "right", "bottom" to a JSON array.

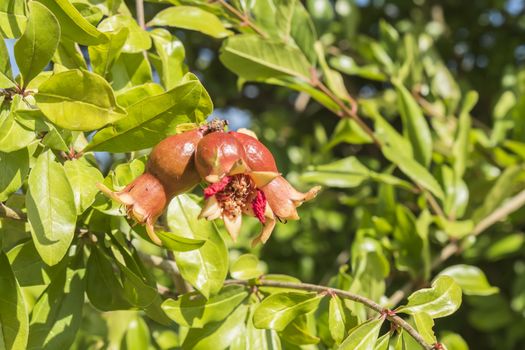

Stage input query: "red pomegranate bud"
[
  {"left": 97, "top": 173, "right": 167, "bottom": 245},
  {"left": 229, "top": 129, "right": 278, "bottom": 172},
  {"left": 147, "top": 128, "right": 203, "bottom": 197},
  {"left": 194, "top": 131, "right": 246, "bottom": 183}
]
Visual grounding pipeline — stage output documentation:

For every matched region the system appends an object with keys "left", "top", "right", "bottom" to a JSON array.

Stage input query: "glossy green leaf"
[
  {"left": 116, "top": 83, "right": 164, "bottom": 108},
  {"left": 53, "top": 38, "right": 87, "bottom": 69},
  {"left": 88, "top": 26, "right": 128, "bottom": 77},
  {"left": 329, "top": 296, "right": 347, "bottom": 344},
  {"left": 35, "top": 69, "right": 126, "bottom": 131},
  {"left": 0, "top": 0, "right": 26, "bottom": 38},
  {"left": 63, "top": 157, "right": 104, "bottom": 214},
  {"left": 168, "top": 195, "right": 228, "bottom": 298},
  {"left": 383, "top": 146, "right": 444, "bottom": 200},
  {"left": 14, "top": 2, "right": 59, "bottom": 87},
  {"left": 162, "top": 285, "right": 248, "bottom": 327},
  {"left": 156, "top": 230, "right": 205, "bottom": 252},
  {"left": 0, "top": 251, "right": 28, "bottom": 350},
  {"left": 412, "top": 312, "right": 437, "bottom": 344},
  {"left": 397, "top": 276, "right": 462, "bottom": 318},
  {"left": 438, "top": 265, "right": 499, "bottom": 296},
  {"left": 230, "top": 304, "right": 281, "bottom": 350},
  {"left": 330, "top": 55, "right": 387, "bottom": 81},
  {"left": 85, "top": 77, "right": 210, "bottom": 152},
  {"left": 35, "top": 0, "right": 107, "bottom": 45},
  {"left": 182, "top": 304, "right": 248, "bottom": 350},
  {"left": 150, "top": 28, "right": 186, "bottom": 89},
  {"left": 393, "top": 81, "right": 432, "bottom": 167},
  {"left": 98, "top": 15, "right": 151, "bottom": 53},
  {"left": 111, "top": 52, "right": 152, "bottom": 90},
  {"left": 280, "top": 315, "right": 320, "bottom": 345},
  {"left": 27, "top": 268, "right": 85, "bottom": 350},
  {"left": 26, "top": 151, "right": 77, "bottom": 266},
  {"left": 148, "top": 6, "right": 232, "bottom": 38},
  {"left": 338, "top": 318, "right": 384, "bottom": 350},
  {"left": 220, "top": 34, "right": 312, "bottom": 81},
  {"left": 0, "top": 107, "right": 36, "bottom": 153},
  {"left": 253, "top": 292, "right": 322, "bottom": 331},
  {"left": 230, "top": 254, "right": 264, "bottom": 280},
  {"left": 0, "top": 148, "right": 29, "bottom": 202}
]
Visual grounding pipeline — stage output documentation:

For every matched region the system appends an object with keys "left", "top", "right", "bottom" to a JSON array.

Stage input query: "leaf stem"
[
  {"left": 388, "top": 188, "right": 525, "bottom": 306},
  {"left": 216, "top": 0, "right": 269, "bottom": 38},
  {"left": 225, "top": 279, "right": 435, "bottom": 350},
  {"left": 0, "top": 203, "right": 26, "bottom": 220}
]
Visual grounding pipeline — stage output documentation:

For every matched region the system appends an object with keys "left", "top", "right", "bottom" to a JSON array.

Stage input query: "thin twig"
[
  {"left": 225, "top": 279, "right": 435, "bottom": 350},
  {"left": 388, "top": 188, "right": 525, "bottom": 306},
  {"left": 135, "top": 0, "right": 145, "bottom": 29},
  {"left": 216, "top": 0, "right": 268, "bottom": 38}
]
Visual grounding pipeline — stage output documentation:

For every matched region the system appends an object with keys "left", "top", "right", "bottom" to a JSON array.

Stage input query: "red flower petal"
[
  {"left": 251, "top": 189, "right": 267, "bottom": 223},
  {"left": 203, "top": 176, "right": 231, "bottom": 198}
]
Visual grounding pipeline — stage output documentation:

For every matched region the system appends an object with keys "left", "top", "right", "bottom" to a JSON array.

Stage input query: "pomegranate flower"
[{"left": 198, "top": 129, "right": 320, "bottom": 246}]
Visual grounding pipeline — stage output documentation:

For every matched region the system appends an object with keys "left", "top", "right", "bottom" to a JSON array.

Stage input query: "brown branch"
[
  {"left": 225, "top": 279, "right": 435, "bottom": 350},
  {"left": 216, "top": 0, "right": 268, "bottom": 38},
  {"left": 135, "top": 0, "right": 146, "bottom": 29},
  {"left": 388, "top": 188, "right": 525, "bottom": 306}
]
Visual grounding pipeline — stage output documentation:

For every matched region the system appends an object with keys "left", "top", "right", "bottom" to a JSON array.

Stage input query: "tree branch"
[
  {"left": 388, "top": 188, "right": 525, "bottom": 306},
  {"left": 225, "top": 279, "right": 435, "bottom": 350},
  {"left": 135, "top": 0, "right": 145, "bottom": 29},
  {"left": 216, "top": 0, "right": 268, "bottom": 38}
]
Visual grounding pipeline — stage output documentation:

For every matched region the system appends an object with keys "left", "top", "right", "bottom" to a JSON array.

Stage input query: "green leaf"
[
  {"left": 438, "top": 265, "right": 499, "bottom": 296},
  {"left": 36, "top": 69, "right": 126, "bottom": 131},
  {"left": 123, "top": 315, "right": 151, "bottom": 350},
  {"left": 27, "top": 268, "right": 85, "bottom": 350},
  {"left": 0, "top": 148, "right": 29, "bottom": 202},
  {"left": 88, "top": 26, "right": 128, "bottom": 78},
  {"left": 220, "top": 34, "right": 312, "bottom": 81},
  {"left": 35, "top": 0, "right": 107, "bottom": 45},
  {"left": 148, "top": 6, "right": 232, "bottom": 38},
  {"left": 440, "top": 332, "right": 469, "bottom": 350},
  {"left": 330, "top": 55, "right": 387, "bottom": 81},
  {"left": 0, "top": 106, "right": 36, "bottom": 153},
  {"left": 0, "top": 0, "right": 26, "bottom": 38},
  {"left": 110, "top": 53, "right": 152, "bottom": 91},
  {"left": 7, "top": 240, "right": 49, "bottom": 286},
  {"left": 397, "top": 276, "right": 462, "bottom": 318},
  {"left": 329, "top": 296, "right": 347, "bottom": 344},
  {"left": 116, "top": 83, "right": 165, "bottom": 108},
  {"left": 0, "top": 251, "right": 28, "bottom": 350},
  {"left": 338, "top": 318, "right": 384, "bottom": 350},
  {"left": 230, "top": 304, "right": 281, "bottom": 350},
  {"left": 182, "top": 304, "right": 248, "bottom": 350},
  {"left": 412, "top": 312, "right": 437, "bottom": 344},
  {"left": 26, "top": 151, "right": 77, "bottom": 266},
  {"left": 14, "top": 2, "right": 60, "bottom": 87},
  {"left": 84, "top": 78, "right": 210, "bottom": 152},
  {"left": 168, "top": 195, "right": 228, "bottom": 298},
  {"left": 382, "top": 146, "right": 444, "bottom": 200},
  {"left": 393, "top": 81, "right": 432, "bottom": 167},
  {"left": 253, "top": 292, "right": 322, "bottom": 331},
  {"left": 374, "top": 333, "right": 390, "bottom": 350},
  {"left": 471, "top": 165, "right": 524, "bottom": 223},
  {"left": 156, "top": 230, "right": 205, "bottom": 252},
  {"left": 53, "top": 38, "right": 88, "bottom": 70},
  {"left": 98, "top": 15, "right": 151, "bottom": 53},
  {"left": 230, "top": 254, "right": 264, "bottom": 280},
  {"left": 280, "top": 315, "right": 320, "bottom": 345},
  {"left": 452, "top": 91, "right": 478, "bottom": 179},
  {"left": 162, "top": 285, "right": 248, "bottom": 327},
  {"left": 63, "top": 157, "right": 104, "bottom": 214},
  {"left": 85, "top": 245, "right": 131, "bottom": 311},
  {"left": 150, "top": 28, "right": 186, "bottom": 89}
]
